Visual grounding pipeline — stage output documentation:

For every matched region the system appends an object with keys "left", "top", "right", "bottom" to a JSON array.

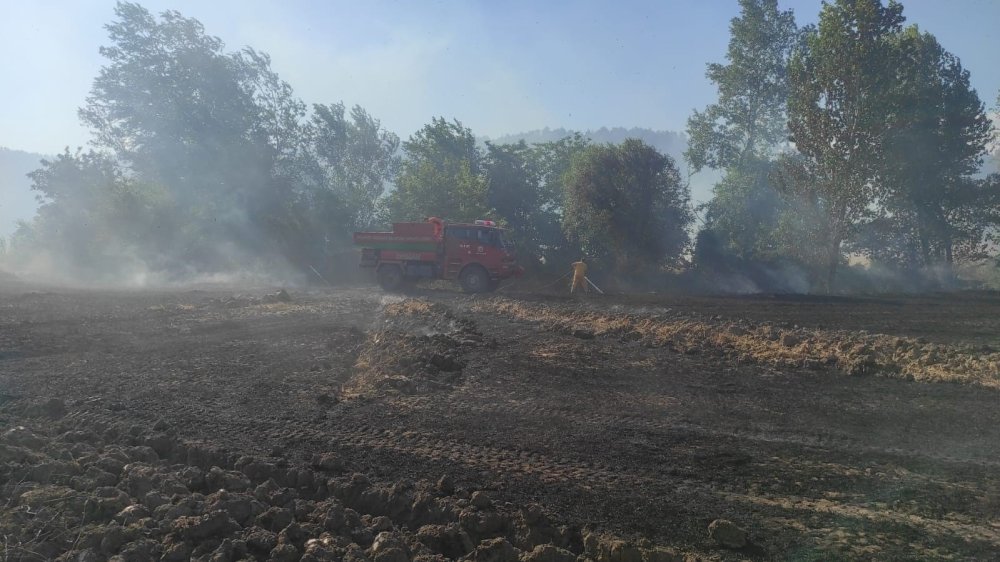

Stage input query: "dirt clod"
[
  {"left": 436, "top": 475, "right": 455, "bottom": 495},
  {"left": 707, "top": 519, "right": 747, "bottom": 549},
  {"left": 471, "top": 491, "right": 493, "bottom": 510},
  {"left": 312, "top": 452, "right": 345, "bottom": 473},
  {"left": 522, "top": 543, "right": 577, "bottom": 562}
]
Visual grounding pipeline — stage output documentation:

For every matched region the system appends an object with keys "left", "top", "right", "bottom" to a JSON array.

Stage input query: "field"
[{"left": 1, "top": 283, "right": 999, "bottom": 561}]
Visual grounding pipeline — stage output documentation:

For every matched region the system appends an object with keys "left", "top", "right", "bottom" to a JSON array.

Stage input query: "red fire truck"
[{"left": 353, "top": 218, "right": 522, "bottom": 292}]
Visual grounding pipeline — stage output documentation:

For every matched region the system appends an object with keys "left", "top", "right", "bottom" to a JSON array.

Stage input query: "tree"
[
  {"left": 787, "top": 0, "right": 906, "bottom": 290},
  {"left": 80, "top": 3, "right": 268, "bottom": 201},
  {"left": 685, "top": 0, "right": 799, "bottom": 172},
  {"left": 699, "top": 159, "right": 788, "bottom": 261},
  {"left": 484, "top": 141, "right": 543, "bottom": 259},
  {"left": 770, "top": 153, "right": 843, "bottom": 279},
  {"left": 563, "top": 139, "right": 692, "bottom": 276},
  {"left": 484, "top": 134, "right": 590, "bottom": 272},
  {"left": 309, "top": 103, "right": 400, "bottom": 230},
  {"left": 872, "top": 27, "right": 994, "bottom": 272},
  {"left": 685, "top": 0, "right": 800, "bottom": 265},
  {"left": 20, "top": 149, "right": 174, "bottom": 277},
  {"left": 78, "top": 2, "right": 298, "bottom": 269},
  {"left": 387, "top": 118, "right": 489, "bottom": 222},
  {"left": 13, "top": 2, "right": 403, "bottom": 281}
]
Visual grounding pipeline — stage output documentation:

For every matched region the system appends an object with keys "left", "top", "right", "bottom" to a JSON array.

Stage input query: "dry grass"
[
  {"left": 382, "top": 299, "right": 436, "bottom": 317},
  {"left": 345, "top": 298, "right": 470, "bottom": 397},
  {"left": 474, "top": 299, "right": 1000, "bottom": 389}
]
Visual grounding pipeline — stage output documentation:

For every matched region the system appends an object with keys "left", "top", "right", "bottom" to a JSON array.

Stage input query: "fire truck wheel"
[
  {"left": 377, "top": 265, "right": 404, "bottom": 291},
  {"left": 460, "top": 266, "right": 490, "bottom": 293}
]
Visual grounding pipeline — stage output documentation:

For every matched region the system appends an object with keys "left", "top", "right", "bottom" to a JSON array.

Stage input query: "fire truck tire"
[
  {"left": 377, "top": 265, "right": 404, "bottom": 291},
  {"left": 460, "top": 265, "right": 490, "bottom": 293}
]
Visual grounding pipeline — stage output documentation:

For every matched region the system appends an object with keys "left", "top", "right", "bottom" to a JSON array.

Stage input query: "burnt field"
[{"left": 1, "top": 285, "right": 999, "bottom": 561}]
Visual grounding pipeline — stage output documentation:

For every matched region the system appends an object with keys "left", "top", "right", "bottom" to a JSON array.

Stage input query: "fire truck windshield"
[{"left": 471, "top": 228, "right": 508, "bottom": 249}]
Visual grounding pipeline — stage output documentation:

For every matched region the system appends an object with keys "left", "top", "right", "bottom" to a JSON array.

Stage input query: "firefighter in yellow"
[{"left": 570, "top": 258, "right": 589, "bottom": 294}]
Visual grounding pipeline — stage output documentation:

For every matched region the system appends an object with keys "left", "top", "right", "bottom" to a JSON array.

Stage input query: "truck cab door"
[{"left": 443, "top": 227, "right": 470, "bottom": 279}]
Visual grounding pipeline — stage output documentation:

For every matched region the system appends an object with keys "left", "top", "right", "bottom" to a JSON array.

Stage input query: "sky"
[{"left": 1, "top": 0, "right": 999, "bottom": 156}]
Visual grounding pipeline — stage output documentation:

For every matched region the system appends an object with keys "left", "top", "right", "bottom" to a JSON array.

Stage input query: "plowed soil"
[{"left": 1, "top": 285, "right": 999, "bottom": 561}]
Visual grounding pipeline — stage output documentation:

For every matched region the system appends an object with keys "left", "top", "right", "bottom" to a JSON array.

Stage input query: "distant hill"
[
  {"left": 0, "top": 147, "right": 47, "bottom": 238},
  {"left": 485, "top": 127, "right": 719, "bottom": 205}
]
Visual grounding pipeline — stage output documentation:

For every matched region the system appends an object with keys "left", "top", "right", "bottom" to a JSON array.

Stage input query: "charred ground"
[{"left": 1, "top": 285, "right": 998, "bottom": 561}]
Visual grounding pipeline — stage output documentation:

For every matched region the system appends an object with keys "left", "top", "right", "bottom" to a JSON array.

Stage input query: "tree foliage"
[
  {"left": 484, "top": 134, "right": 589, "bottom": 272},
  {"left": 563, "top": 139, "right": 692, "bottom": 275},
  {"left": 787, "top": 0, "right": 906, "bottom": 289},
  {"left": 386, "top": 118, "right": 488, "bottom": 223},
  {"left": 685, "top": 0, "right": 799, "bottom": 173},
  {"left": 699, "top": 159, "right": 788, "bottom": 261},
  {"left": 12, "top": 2, "right": 399, "bottom": 280},
  {"left": 868, "top": 27, "right": 996, "bottom": 269},
  {"left": 308, "top": 103, "right": 401, "bottom": 229},
  {"left": 686, "top": 0, "right": 801, "bottom": 270},
  {"left": 21, "top": 149, "right": 175, "bottom": 276}
]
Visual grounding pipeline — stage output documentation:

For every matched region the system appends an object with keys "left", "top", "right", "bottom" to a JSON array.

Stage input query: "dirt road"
[{"left": 1, "top": 286, "right": 998, "bottom": 560}]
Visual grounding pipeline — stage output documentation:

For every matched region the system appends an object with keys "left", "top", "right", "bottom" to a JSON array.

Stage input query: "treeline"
[
  {"left": 3, "top": 0, "right": 999, "bottom": 291},
  {"left": 689, "top": 0, "right": 1000, "bottom": 291},
  {"left": 2, "top": 1, "right": 691, "bottom": 285},
  {"left": 7, "top": 2, "right": 402, "bottom": 282}
]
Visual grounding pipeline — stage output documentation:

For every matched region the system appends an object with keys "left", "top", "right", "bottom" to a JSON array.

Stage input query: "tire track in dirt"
[
  {"left": 417, "top": 391, "right": 1000, "bottom": 472},
  {"left": 404, "top": 296, "right": 1000, "bottom": 471},
  {"left": 460, "top": 295, "right": 1000, "bottom": 388},
  {"left": 324, "top": 425, "right": 648, "bottom": 489}
]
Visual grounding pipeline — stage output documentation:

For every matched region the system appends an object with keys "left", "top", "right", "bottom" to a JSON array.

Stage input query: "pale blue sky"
[{"left": 1, "top": 0, "right": 999, "bottom": 155}]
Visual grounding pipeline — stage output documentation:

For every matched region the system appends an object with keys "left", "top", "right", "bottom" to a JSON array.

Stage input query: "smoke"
[
  {"left": 691, "top": 260, "right": 813, "bottom": 295},
  {"left": 1, "top": 243, "right": 308, "bottom": 290}
]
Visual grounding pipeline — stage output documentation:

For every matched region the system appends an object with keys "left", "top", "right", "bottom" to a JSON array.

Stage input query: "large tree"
[
  {"left": 21, "top": 149, "right": 176, "bottom": 277},
  {"left": 309, "top": 103, "right": 400, "bottom": 230},
  {"left": 685, "top": 0, "right": 799, "bottom": 172},
  {"left": 872, "top": 27, "right": 995, "bottom": 271},
  {"left": 386, "top": 118, "right": 489, "bottom": 222},
  {"left": 686, "top": 0, "right": 800, "bottom": 264},
  {"left": 563, "top": 139, "right": 692, "bottom": 276},
  {"left": 787, "top": 0, "right": 906, "bottom": 289},
  {"left": 15, "top": 2, "right": 395, "bottom": 280},
  {"left": 78, "top": 2, "right": 306, "bottom": 269}
]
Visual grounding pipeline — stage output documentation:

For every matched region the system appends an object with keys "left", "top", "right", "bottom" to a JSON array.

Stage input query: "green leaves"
[
  {"left": 482, "top": 135, "right": 590, "bottom": 271},
  {"left": 686, "top": 0, "right": 805, "bottom": 270},
  {"left": 17, "top": 2, "right": 403, "bottom": 278},
  {"left": 785, "top": 0, "right": 907, "bottom": 288},
  {"left": 387, "top": 118, "right": 489, "bottom": 223},
  {"left": 868, "top": 28, "right": 994, "bottom": 268},
  {"left": 685, "top": 0, "right": 799, "bottom": 173},
  {"left": 308, "top": 103, "right": 400, "bottom": 230},
  {"left": 563, "top": 139, "right": 692, "bottom": 274}
]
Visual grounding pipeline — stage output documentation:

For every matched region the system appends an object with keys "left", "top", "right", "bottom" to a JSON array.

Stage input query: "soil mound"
[
  {"left": 474, "top": 298, "right": 1000, "bottom": 388},
  {"left": 347, "top": 299, "right": 486, "bottom": 397}
]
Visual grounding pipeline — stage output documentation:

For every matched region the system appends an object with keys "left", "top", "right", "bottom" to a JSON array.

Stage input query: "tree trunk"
[
  {"left": 918, "top": 228, "right": 932, "bottom": 268},
  {"left": 823, "top": 204, "right": 847, "bottom": 294},
  {"left": 824, "top": 236, "right": 841, "bottom": 294},
  {"left": 942, "top": 215, "right": 955, "bottom": 286}
]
